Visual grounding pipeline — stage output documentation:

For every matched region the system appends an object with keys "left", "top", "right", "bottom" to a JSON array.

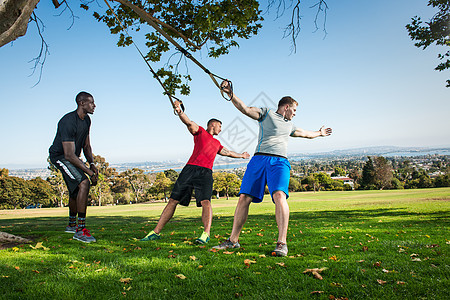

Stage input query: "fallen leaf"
[
  {"left": 95, "top": 269, "right": 103, "bottom": 272},
  {"left": 362, "top": 246, "right": 368, "bottom": 252},
  {"left": 303, "top": 268, "right": 327, "bottom": 280},
  {"left": 30, "top": 242, "right": 49, "bottom": 251},
  {"left": 411, "top": 258, "right": 422, "bottom": 262},
  {"left": 320, "top": 247, "right": 327, "bottom": 251},
  {"left": 310, "top": 291, "right": 324, "bottom": 294},
  {"left": 14, "top": 266, "right": 20, "bottom": 270},
  {"left": 256, "top": 233, "right": 264, "bottom": 236},
  {"left": 223, "top": 251, "right": 234, "bottom": 255},
  {"left": 189, "top": 256, "right": 197, "bottom": 261},
  {"left": 175, "top": 274, "right": 186, "bottom": 280},
  {"left": 330, "top": 282, "right": 343, "bottom": 287},
  {"left": 276, "top": 262, "right": 286, "bottom": 267},
  {"left": 396, "top": 281, "right": 406, "bottom": 285},
  {"left": 259, "top": 254, "right": 266, "bottom": 258},
  {"left": 329, "top": 255, "right": 338, "bottom": 261},
  {"left": 373, "top": 261, "right": 382, "bottom": 267},
  {"left": 244, "top": 259, "right": 257, "bottom": 267},
  {"left": 377, "top": 279, "right": 387, "bottom": 285},
  {"left": 12, "top": 247, "right": 19, "bottom": 252},
  {"left": 198, "top": 265, "right": 203, "bottom": 269},
  {"left": 410, "top": 253, "right": 419, "bottom": 257},
  {"left": 357, "top": 260, "right": 365, "bottom": 263},
  {"left": 120, "top": 278, "right": 132, "bottom": 284},
  {"left": 32, "top": 270, "right": 40, "bottom": 273}
]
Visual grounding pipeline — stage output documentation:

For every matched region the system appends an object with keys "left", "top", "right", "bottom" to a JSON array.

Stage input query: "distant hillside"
[{"left": 6, "top": 146, "right": 450, "bottom": 179}]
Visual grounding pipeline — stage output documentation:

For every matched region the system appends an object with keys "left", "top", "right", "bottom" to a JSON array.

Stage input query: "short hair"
[
  {"left": 207, "top": 118, "right": 222, "bottom": 127},
  {"left": 278, "top": 96, "right": 298, "bottom": 108},
  {"left": 76, "top": 91, "right": 93, "bottom": 105}
]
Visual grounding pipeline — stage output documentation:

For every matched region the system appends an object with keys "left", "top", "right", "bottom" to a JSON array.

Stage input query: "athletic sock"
[
  {"left": 68, "top": 213, "right": 77, "bottom": 227},
  {"left": 77, "top": 213, "right": 86, "bottom": 231}
]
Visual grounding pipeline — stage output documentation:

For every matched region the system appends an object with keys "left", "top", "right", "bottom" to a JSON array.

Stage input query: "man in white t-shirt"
[{"left": 213, "top": 81, "right": 332, "bottom": 256}]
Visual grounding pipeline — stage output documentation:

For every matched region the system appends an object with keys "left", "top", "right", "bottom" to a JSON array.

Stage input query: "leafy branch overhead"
[
  {"left": 86, "top": 0, "right": 263, "bottom": 96},
  {"left": 406, "top": 0, "right": 450, "bottom": 87}
]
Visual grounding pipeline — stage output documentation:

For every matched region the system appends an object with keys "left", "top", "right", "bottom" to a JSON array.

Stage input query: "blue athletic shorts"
[{"left": 239, "top": 155, "right": 291, "bottom": 203}]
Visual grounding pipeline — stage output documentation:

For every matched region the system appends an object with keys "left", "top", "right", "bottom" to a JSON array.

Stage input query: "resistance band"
[{"left": 104, "top": 0, "right": 184, "bottom": 115}]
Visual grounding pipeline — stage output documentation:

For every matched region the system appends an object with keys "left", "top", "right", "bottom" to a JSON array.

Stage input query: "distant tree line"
[
  {"left": 288, "top": 155, "right": 450, "bottom": 191},
  {"left": 0, "top": 155, "right": 243, "bottom": 209},
  {"left": 1, "top": 155, "right": 449, "bottom": 209}
]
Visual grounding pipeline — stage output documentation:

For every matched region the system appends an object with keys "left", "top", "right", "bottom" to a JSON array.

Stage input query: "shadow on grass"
[{"left": 1, "top": 207, "right": 448, "bottom": 299}]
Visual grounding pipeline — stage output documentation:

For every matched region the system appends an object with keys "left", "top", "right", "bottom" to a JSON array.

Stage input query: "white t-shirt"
[{"left": 255, "top": 107, "right": 297, "bottom": 158}]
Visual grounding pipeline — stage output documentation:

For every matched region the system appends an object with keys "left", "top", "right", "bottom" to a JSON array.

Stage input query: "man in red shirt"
[{"left": 141, "top": 101, "right": 250, "bottom": 244}]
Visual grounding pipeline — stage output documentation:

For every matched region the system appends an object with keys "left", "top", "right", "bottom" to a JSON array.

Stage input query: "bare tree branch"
[
  {"left": 28, "top": 12, "right": 49, "bottom": 87},
  {"left": 53, "top": 1, "right": 78, "bottom": 30},
  {"left": 311, "top": 0, "right": 328, "bottom": 36}
]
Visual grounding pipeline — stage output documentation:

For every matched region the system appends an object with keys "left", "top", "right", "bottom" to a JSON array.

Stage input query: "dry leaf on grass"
[
  {"left": 175, "top": 274, "right": 186, "bottom": 280},
  {"left": 303, "top": 268, "right": 327, "bottom": 280},
  {"left": 377, "top": 279, "right": 387, "bottom": 285},
  {"left": 244, "top": 259, "right": 257, "bottom": 267},
  {"left": 119, "top": 278, "right": 132, "bottom": 284},
  {"left": 30, "top": 242, "right": 49, "bottom": 251}
]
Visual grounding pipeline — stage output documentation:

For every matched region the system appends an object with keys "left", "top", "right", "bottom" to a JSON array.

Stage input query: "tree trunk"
[
  {"left": 0, "top": 0, "right": 40, "bottom": 47},
  {"left": 0, "top": 231, "right": 31, "bottom": 243}
]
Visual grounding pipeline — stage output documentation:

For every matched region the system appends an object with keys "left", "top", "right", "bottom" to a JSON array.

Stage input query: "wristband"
[{"left": 90, "top": 162, "right": 95, "bottom": 166}]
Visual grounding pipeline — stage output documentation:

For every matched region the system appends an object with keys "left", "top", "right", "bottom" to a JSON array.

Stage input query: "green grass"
[{"left": 1, "top": 188, "right": 449, "bottom": 299}]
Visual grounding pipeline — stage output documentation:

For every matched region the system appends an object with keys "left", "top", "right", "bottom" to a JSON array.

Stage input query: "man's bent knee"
[{"left": 79, "top": 179, "right": 90, "bottom": 189}]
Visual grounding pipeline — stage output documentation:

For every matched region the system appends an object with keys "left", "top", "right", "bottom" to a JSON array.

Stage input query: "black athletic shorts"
[
  {"left": 170, "top": 165, "right": 213, "bottom": 207},
  {"left": 50, "top": 155, "right": 88, "bottom": 198}
]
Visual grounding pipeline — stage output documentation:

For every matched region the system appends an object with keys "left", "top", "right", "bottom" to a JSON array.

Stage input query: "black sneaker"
[{"left": 212, "top": 239, "right": 240, "bottom": 250}]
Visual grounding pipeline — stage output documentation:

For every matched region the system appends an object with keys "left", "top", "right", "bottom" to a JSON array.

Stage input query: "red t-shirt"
[{"left": 186, "top": 126, "right": 224, "bottom": 170}]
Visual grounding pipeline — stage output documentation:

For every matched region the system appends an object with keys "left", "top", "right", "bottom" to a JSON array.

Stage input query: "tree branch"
[
  {"left": 110, "top": 0, "right": 201, "bottom": 50},
  {"left": 28, "top": 12, "right": 49, "bottom": 87}
]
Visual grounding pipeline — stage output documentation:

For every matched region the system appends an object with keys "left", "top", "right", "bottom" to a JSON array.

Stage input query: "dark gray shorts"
[
  {"left": 170, "top": 165, "right": 213, "bottom": 207},
  {"left": 50, "top": 156, "right": 88, "bottom": 198}
]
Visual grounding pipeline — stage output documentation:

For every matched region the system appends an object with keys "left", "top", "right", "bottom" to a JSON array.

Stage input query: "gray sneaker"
[
  {"left": 65, "top": 225, "right": 77, "bottom": 233},
  {"left": 272, "top": 242, "right": 288, "bottom": 257},
  {"left": 212, "top": 239, "right": 240, "bottom": 250},
  {"left": 73, "top": 228, "right": 96, "bottom": 243}
]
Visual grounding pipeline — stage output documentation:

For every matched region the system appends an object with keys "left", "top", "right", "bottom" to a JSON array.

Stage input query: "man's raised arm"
[
  {"left": 220, "top": 81, "right": 261, "bottom": 120},
  {"left": 174, "top": 100, "right": 199, "bottom": 135},
  {"left": 291, "top": 126, "right": 332, "bottom": 139},
  {"left": 218, "top": 147, "right": 250, "bottom": 159}
]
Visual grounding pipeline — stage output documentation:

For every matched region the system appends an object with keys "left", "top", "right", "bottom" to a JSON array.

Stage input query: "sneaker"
[
  {"left": 212, "top": 239, "right": 240, "bottom": 250},
  {"left": 271, "top": 242, "right": 288, "bottom": 257},
  {"left": 195, "top": 232, "right": 210, "bottom": 244},
  {"left": 73, "top": 228, "right": 96, "bottom": 243},
  {"left": 140, "top": 231, "right": 161, "bottom": 241},
  {"left": 65, "top": 225, "right": 77, "bottom": 233}
]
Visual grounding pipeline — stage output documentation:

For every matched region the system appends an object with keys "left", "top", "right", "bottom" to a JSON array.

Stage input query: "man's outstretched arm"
[
  {"left": 220, "top": 81, "right": 261, "bottom": 120},
  {"left": 291, "top": 126, "right": 332, "bottom": 139},
  {"left": 218, "top": 147, "right": 250, "bottom": 159},
  {"left": 174, "top": 100, "right": 199, "bottom": 135}
]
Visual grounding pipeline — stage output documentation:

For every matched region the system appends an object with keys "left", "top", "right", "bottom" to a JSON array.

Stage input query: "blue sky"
[{"left": 0, "top": 0, "right": 449, "bottom": 169}]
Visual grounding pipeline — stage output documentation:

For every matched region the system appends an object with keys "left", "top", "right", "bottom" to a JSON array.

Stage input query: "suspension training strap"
[
  {"left": 107, "top": 0, "right": 233, "bottom": 101},
  {"left": 104, "top": 0, "right": 184, "bottom": 115}
]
